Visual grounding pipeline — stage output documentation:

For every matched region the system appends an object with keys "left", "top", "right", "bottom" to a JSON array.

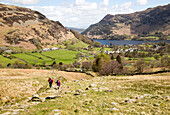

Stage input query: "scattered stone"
[
  {"left": 89, "top": 84, "right": 97, "bottom": 87},
  {"left": 54, "top": 113, "right": 60, "bottom": 115},
  {"left": 140, "top": 111, "right": 146, "bottom": 115},
  {"left": 0, "top": 112, "right": 11, "bottom": 115},
  {"left": 120, "top": 99, "right": 136, "bottom": 104},
  {"left": 74, "top": 80, "right": 79, "bottom": 82},
  {"left": 91, "top": 88, "right": 98, "bottom": 90},
  {"left": 82, "top": 94, "right": 87, "bottom": 96},
  {"left": 105, "top": 90, "right": 113, "bottom": 92},
  {"left": 143, "top": 94, "right": 151, "bottom": 97},
  {"left": 151, "top": 95, "right": 162, "bottom": 99},
  {"left": 76, "top": 89, "right": 83, "bottom": 93},
  {"left": 53, "top": 109, "right": 61, "bottom": 112},
  {"left": 33, "top": 94, "right": 39, "bottom": 98},
  {"left": 153, "top": 103, "right": 160, "bottom": 106},
  {"left": 111, "top": 102, "right": 117, "bottom": 105},
  {"left": 74, "top": 93, "right": 80, "bottom": 96},
  {"left": 45, "top": 95, "right": 62, "bottom": 100},
  {"left": 28, "top": 95, "right": 42, "bottom": 102},
  {"left": 136, "top": 96, "right": 144, "bottom": 100},
  {"left": 85, "top": 87, "right": 89, "bottom": 90},
  {"left": 110, "top": 107, "right": 119, "bottom": 112},
  {"left": 84, "top": 109, "right": 89, "bottom": 112},
  {"left": 101, "top": 103, "right": 107, "bottom": 106},
  {"left": 11, "top": 112, "right": 19, "bottom": 115}
]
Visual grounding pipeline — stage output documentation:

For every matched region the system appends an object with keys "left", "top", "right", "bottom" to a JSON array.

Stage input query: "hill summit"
[
  {"left": 0, "top": 3, "right": 75, "bottom": 49},
  {"left": 82, "top": 4, "right": 170, "bottom": 39}
]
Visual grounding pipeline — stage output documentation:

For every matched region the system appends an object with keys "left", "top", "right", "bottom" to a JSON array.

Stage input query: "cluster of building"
[
  {"left": 41, "top": 47, "right": 58, "bottom": 52},
  {"left": 105, "top": 48, "right": 138, "bottom": 54}
]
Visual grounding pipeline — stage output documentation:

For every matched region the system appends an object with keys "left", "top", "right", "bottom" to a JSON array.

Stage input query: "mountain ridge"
[
  {"left": 0, "top": 3, "right": 75, "bottom": 50},
  {"left": 82, "top": 4, "right": 170, "bottom": 40}
]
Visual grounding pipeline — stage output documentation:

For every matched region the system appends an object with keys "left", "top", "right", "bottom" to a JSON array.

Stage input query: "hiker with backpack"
[
  {"left": 48, "top": 77, "right": 53, "bottom": 88},
  {"left": 56, "top": 80, "right": 61, "bottom": 89}
]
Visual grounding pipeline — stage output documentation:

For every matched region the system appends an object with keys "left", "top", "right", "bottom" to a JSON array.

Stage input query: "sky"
[{"left": 0, "top": 0, "right": 169, "bottom": 28}]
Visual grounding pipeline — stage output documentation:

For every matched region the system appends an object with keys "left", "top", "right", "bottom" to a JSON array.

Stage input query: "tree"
[
  {"left": 82, "top": 61, "right": 92, "bottom": 71},
  {"left": 116, "top": 55, "right": 122, "bottom": 64},
  {"left": 99, "top": 60, "right": 121, "bottom": 76},
  {"left": 134, "top": 59, "right": 145, "bottom": 73},
  {"left": 92, "top": 53, "right": 110, "bottom": 72}
]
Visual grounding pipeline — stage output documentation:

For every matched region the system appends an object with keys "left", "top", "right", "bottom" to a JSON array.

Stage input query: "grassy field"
[
  {"left": 0, "top": 55, "right": 18, "bottom": 67},
  {"left": 0, "top": 69, "right": 169, "bottom": 115},
  {"left": 8, "top": 49, "right": 79, "bottom": 65},
  {"left": 42, "top": 50, "right": 79, "bottom": 64}
]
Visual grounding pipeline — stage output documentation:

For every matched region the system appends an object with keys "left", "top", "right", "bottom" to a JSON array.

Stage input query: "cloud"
[
  {"left": 5, "top": 0, "right": 41, "bottom": 5},
  {"left": 103, "top": 0, "right": 109, "bottom": 6},
  {"left": 28, "top": 0, "right": 134, "bottom": 28},
  {"left": 137, "top": 0, "right": 147, "bottom": 5}
]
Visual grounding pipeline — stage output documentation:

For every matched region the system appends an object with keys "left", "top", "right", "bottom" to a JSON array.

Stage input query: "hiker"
[
  {"left": 48, "top": 77, "right": 53, "bottom": 88},
  {"left": 56, "top": 80, "right": 61, "bottom": 89}
]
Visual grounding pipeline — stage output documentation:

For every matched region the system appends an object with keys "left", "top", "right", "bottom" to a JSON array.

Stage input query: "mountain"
[
  {"left": 0, "top": 3, "right": 75, "bottom": 50},
  {"left": 82, "top": 4, "right": 170, "bottom": 40},
  {"left": 66, "top": 27, "right": 85, "bottom": 33}
]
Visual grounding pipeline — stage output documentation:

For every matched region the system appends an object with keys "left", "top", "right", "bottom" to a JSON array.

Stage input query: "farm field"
[
  {"left": 3, "top": 49, "right": 79, "bottom": 66},
  {"left": 0, "top": 69, "right": 169, "bottom": 115}
]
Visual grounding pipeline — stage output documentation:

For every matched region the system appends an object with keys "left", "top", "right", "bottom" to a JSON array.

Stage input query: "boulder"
[
  {"left": 74, "top": 93, "right": 80, "bottom": 96},
  {"left": 110, "top": 107, "right": 119, "bottom": 112},
  {"left": 45, "top": 95, "right": 62, "bottom": 100},
  {"left": 28, "top": 95, "right": 42, "bottom": 102}
]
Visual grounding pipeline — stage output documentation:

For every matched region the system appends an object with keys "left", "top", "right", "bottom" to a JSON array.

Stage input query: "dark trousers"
[{"left": 49, "top": 83, "right": 52, "bottom": 88}]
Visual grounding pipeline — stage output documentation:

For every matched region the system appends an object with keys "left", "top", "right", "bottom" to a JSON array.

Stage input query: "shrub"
[
  {"left": 99, "top": 60, "right": 121, "bottom": 76},
  {"left": 82, "top": 61, "right": 92, "bottom": 71},
  {"left": 134, "top": 59, "right": 146, "bottom": 73}
]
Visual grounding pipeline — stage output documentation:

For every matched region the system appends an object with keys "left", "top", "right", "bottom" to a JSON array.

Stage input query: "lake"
[{"left": 94, "top": 39, "right": 170, "bottom": 46}]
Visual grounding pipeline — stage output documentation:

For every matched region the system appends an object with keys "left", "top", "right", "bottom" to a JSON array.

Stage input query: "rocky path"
[
  {"left": 0, "top": 84, "right": 64, "bottom": 115},
  {"left": 0, "top": 74, "right": 169, "bottom": 115}
]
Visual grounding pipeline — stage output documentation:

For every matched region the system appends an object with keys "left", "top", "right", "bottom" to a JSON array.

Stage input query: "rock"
[
  {"left": 74, "top": 93, "right": 80, "bottom": 96},
  {"left": 105, "top": 90, "right": 113, "bottom": 92},
  {"left": 153, "top": 103, "right": 160, "bottom": 106},
  {"left": 54, "top": 113, "right": 60, "bottom": 115},
  {"left": 45, "top": 95, "right": 62, "bottom": 100},
  {"left": 76, "top": 89, "right": 83, "bottom": 93},
  {"left": 110, "top": 107, "right": 119, "bottom": 112},
  {"left": 136, "top": 96, "right": 144, "bottom": 99},
  {"left": 28, "top": 94, "right": 42, "bottom": 102},
  {"left": 143, "top": 94, "right": 151, "bottom": 97},
  {"left": 91, "top": 88, "right": 98, "bottom": 90},
  {"left": 85, "top": 87, "right": 89, "bottom": 90},
  {"left": 65, "top": 91, "right": 71, "bottom": 94},
  {"left": 11, "top": 112, "right": 19, "bottom": 115},
  {"left": 32, "top": 94, "right": 39, "bottom": 98},
  {"left": 82, "top": 94, "right": 87, "bottom": 96},
  {"left": 74, "top": 80, "right": 79, "bottom": 82},
  {"left": 111, "top": 102, "right": 117, "bottom": 105},
  {"left": 1, "top": 97, "right": 8, "bottom": 103},
  {"left": 101, "top": 103, "right": 107, "bottom": 106},
  {"left": 84, "top": 109, "right": 89, "bottom": 111},
  {"left": 53, "top": 109, "right": 61, "bottom": 112},
  {"left": 140, "top": 111, "right": 146, "bottom": 115},
  {"left": 89, "top": 84, "right": 97, "bottom": 87},
  {"left": 0, "top": 112, "right": 11, "bottom": 115}
]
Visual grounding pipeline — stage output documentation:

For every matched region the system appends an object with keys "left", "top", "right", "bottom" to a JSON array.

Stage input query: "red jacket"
[{"left": 48, "top": 79, "right": 53, "bottom": 84}]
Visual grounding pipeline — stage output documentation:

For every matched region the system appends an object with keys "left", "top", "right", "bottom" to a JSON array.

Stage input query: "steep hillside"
[
  {"left": 0, "top": 4, "right": 75, "bottom": 50},
  {"left": 82, "top": 4, "right": 170, "bottom": 39},
  {"left": 66, "top": 27, "right": 85, "bottom": 33}
]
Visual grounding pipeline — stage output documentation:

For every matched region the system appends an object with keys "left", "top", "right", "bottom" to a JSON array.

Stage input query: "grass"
[
  {"left": 12, "top": 53, "right": 44, "bottom": 65},
  {"left": 42, "top": 50, "right": 79, "bottom": 64},
  {"left": 0, "top": 55, "right": 18, "bottom": 67},
  {"left": 13, "top": 72, "right": 170, "bottom": 115},
  {"left": 63, "top": 38, "right": 89, "bottom": 48},
  {"left": 10, "top": 49, "right": 79, "bottom": 65}
]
